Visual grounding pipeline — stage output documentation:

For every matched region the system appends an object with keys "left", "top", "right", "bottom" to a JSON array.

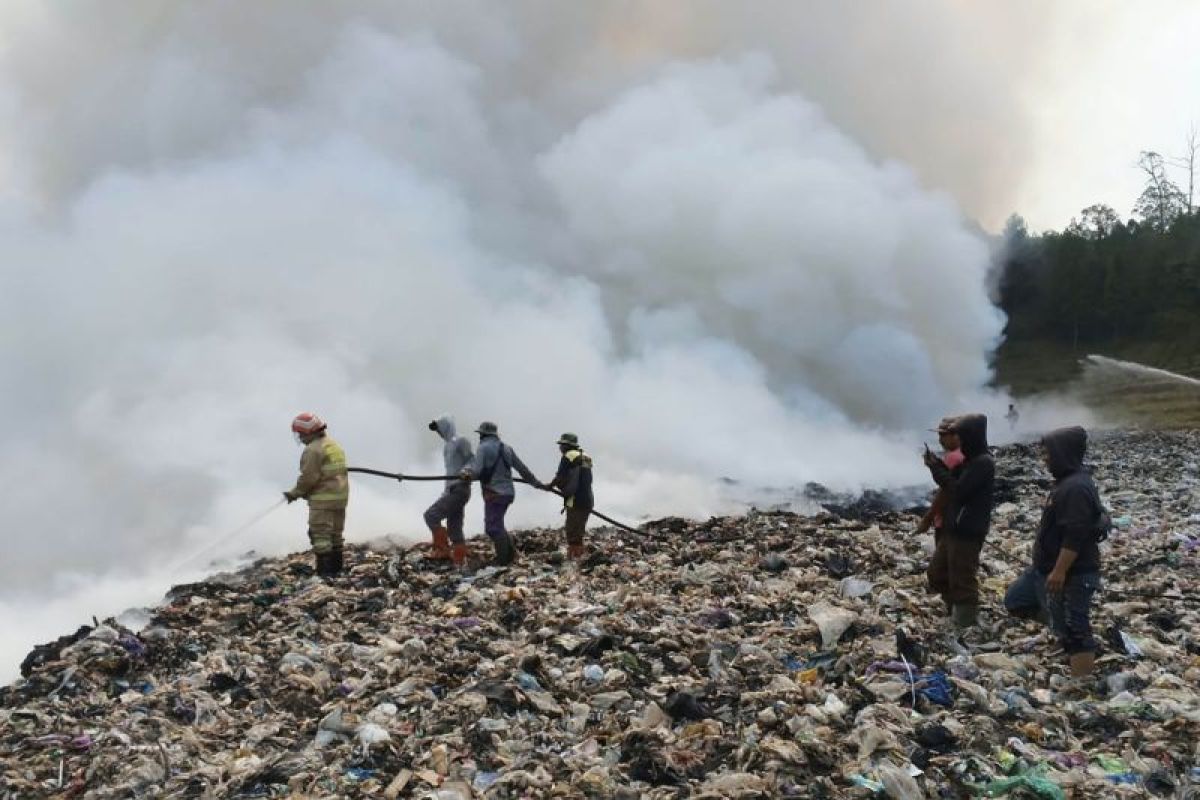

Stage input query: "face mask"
[{"left": 294, "top": 432, "right": 304, "bottom": 446}]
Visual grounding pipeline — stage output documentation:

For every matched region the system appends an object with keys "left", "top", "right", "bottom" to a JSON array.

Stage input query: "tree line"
[{"left": 996, "top": 131, "right": 1200, "bottom": 350}]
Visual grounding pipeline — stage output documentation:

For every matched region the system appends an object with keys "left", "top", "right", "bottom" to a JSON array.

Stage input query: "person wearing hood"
[
  {"left": 545, "top": 433, "right": 594, "bottom": 560},
  {"left": 423, "top": 415, "right": 474, "bottom": 567},
  {"left": 460, "top": 421, "right": 543, "bottom": 566},
  {"left": 1004, "top": 426, "right": 1107, "bottom": 679},
  {"left": 922, "top": 413, "right": 995, "bottom": 629}
]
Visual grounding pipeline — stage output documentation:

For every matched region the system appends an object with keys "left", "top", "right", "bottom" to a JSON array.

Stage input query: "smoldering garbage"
[{"left": 2, "top": 431, "right": 1200, "bottom": 797}]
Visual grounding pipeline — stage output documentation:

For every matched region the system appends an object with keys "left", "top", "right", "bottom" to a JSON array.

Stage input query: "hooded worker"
[
  {"left": 423, "top": 415, "right": 474, "bottom": 567},
  {"left": 1004, "top": 426, "right": 1107, "bottom": 681},
  {"left": 545, "top": 433, "right": 594, "bottom": 560},
  {"left": 922, "top": 413, "right": 994, "bottom": 629},
  {"left": 459, "top": 421, "right": 543, "bottom": 566},
  {"left": 283, "top": 412, "right": 349, "bottom": 578}
]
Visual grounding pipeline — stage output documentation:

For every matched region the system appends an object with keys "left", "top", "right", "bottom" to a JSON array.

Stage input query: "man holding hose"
[
  {"left": 284, "top": 412, "right": 349, "bottom": 578},
  {"left": 460, "top": 421, "right": 544, "bottom": 566},
  {"left": 424, "top": 415, "right": 474, "bottom": 568}
]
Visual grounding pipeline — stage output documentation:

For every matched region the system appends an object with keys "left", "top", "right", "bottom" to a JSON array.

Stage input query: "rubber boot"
[
  {"left": 451, "top": 543, "right": 469, "bottom": 570},
  {"left": 430, "top": 527, "right": 451, "bottom": 561},
  {"left": 951, "top": 604, "right": 978, "bottom": 629},
  {"left": 315, "top": 551, "right": 333, "bottom": 579},
  {"left": 330, "top": 547, "right": 344, "bottom": 577},
  {"left": 493, "top": 534, "right": 516, "bottom": 567},
  {"left": 1069, "top": 651, "right": 1095, "bottom": 679}
]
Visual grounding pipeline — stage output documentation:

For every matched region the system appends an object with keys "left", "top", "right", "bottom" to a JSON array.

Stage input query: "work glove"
[
  {"left": 459, "top": 470, "right": 473, "bottom": 482},
  {"left": 283, "top": 491, "right": 296, "bottom": 504}
]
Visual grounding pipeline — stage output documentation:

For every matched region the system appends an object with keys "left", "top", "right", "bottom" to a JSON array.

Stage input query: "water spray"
[
  {"left": 166, "top": 499, "right": 286, "bottom": 575},
  {"left": 1084, "top": 355, "right": 1200, "bottom": 389}
]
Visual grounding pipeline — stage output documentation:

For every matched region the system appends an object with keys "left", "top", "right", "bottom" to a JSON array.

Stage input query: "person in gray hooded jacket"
[
  {"left": 423, "top": 415, "right": 474, "bottom": 566},
  {"left": 460, "top": 421, "right": 543, "bottom": 566},
  {"left": 1004, "top": 426, "right": 1107, "bottom": 680}
]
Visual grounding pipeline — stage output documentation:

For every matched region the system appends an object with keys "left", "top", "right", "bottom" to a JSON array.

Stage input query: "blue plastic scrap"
[{"left": 904, "top": 669, "right": 953, "bottom": 707}]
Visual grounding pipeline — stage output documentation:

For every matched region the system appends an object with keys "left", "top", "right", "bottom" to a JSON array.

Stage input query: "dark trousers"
[
  {"left": 926, "top": 530, "right": 983, "bottom": 606},
  {"left": 1004, "top": 567, "right": 1100, "bottom": 654},
  {"left": 483, "top": 491, "right": 513, "bottom": 540},
  {"left": 424, "top": 483, "right": 470, "bottom": 544},
  {"left": 564, "top": 508, "right": 590, "bottom": 546}
]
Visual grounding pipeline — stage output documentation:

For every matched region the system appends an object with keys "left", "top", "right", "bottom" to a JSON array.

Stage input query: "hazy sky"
[
  {"left": 3, "top": 2, "right": 1200, "bottom": 231},
  {"left": 1018, "top": 2, "right": 1200, "bottom": 231}
]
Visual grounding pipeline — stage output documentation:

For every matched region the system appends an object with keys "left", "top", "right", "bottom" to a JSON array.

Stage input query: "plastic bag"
[
  {"left": 972, "top": 772, "right": 1065, "bottom": 800},
  {"left": 807, "top": 601, "right": 857, "bottom": 648},
  {"left": 877, "top": 760, "right": 925, "bottom": 799}
]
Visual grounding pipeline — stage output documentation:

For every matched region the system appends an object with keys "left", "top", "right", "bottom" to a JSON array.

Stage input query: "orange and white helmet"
[{"left": 291, "top": 412, "right": 326, "bottom": 436}]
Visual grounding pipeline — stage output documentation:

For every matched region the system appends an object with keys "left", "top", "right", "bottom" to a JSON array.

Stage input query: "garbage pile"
[{"left": 3, "top": 430, "right": 1200, "bottom": 798}]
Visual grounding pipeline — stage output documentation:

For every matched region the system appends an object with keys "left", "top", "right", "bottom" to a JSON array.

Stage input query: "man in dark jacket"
[
  {"left": 1004, "top": 426, "right": 1105, "bottom": 679},
  {"left": 922, "top": 413, "right": 995, "bottom": 629},
  {"left": 545, "top": 433, "right": 593, "bottom": 560}
]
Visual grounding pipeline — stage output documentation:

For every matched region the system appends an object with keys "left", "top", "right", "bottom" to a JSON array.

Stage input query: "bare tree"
[{"left": 1169, "top": 124, "right": 1197, "bottom": 215}]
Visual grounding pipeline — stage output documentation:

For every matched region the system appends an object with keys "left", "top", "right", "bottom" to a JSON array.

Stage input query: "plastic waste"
[
  {"left": 972, "top": 771, "right": 1066, "bottom": 799},
  {"left": 3, "top": 431, "right": 1197, "bottom": 797},
  {"left": 807, "top": 601, "right": 857, "bottom": 648},
  {"left": 1119, "top": 631, "right": 1144, "bottom": 657},
  {"left": 1106, "top": 772, "right": 1138, "bottom": 785},
  {"left": 356, "top": 722, "right": 391, "bottom": 748},
  {"left": 850, "top": 774, "right": 886, "bottom": 792},
  {"left": 472, "top": 771, "right": 500, "bottom": 791},
  {"left": 877, "top": 760, "right": 924, "bottom": 799},
  {"left": 838, "top": 576, "right": 874, "bottom": 598},
  {"left": 515, "top": 671, "right": 542, "bottom": 691}
]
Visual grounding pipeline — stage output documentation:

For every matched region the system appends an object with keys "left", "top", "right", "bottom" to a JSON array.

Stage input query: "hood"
[
  {"left": 433, "top": 415, "right": 456, "bottom": 442},
  {"left": 953, "top": 414, "right": 989, "bottom": 458},
  {"left": 1042, "top": 426, "right": 1087, "bottom": 479}
]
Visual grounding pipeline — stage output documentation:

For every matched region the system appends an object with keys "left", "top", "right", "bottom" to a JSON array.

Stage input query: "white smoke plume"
[{"left": 0, "top": 2, "right": 1020, "bottom": 681}]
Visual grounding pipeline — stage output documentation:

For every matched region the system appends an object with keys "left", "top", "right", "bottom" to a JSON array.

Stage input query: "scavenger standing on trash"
[
  {"left": 460, "top": 421, "right": 543, "bottom": 566},
  {"left": 423, "top": 415, "right": 474, "bottom": 568},
  {"left": 1003, "top": 426, "right": 1107, "bottom": 681},
  {"left": 922, "top": 413, "right": 995, "bottom": 630},
  {"left": 284, "top": 412, "right": 349, "bottom": 579},
  {"left": 545, "top": 432, "right": 594, "bottom": 561}
]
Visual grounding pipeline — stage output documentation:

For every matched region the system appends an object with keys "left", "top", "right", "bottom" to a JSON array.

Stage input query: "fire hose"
[{"left": 346, "top": 467, "right": 642, "bottom": 534}]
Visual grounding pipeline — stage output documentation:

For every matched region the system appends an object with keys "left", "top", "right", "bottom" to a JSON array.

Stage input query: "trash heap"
[{"left": 3, "top": 430, "right": 1199, "bottom": 798}]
